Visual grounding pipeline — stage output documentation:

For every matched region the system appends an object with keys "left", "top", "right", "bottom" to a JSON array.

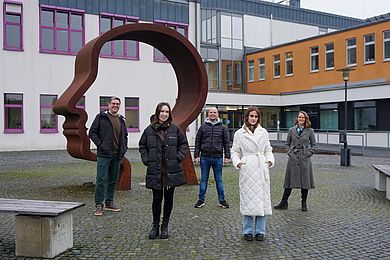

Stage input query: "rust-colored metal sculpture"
[{"left": 54, "top": 23, "right": 208, "bottom": 189}]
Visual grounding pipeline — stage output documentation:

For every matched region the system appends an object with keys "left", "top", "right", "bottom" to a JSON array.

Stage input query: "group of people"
[{"left": 88, "top": 97, "right": 317, "bottom": 241}]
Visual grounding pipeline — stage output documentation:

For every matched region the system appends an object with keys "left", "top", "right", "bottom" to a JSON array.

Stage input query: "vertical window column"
[
  {"left": 125, "top": 97, "right": 139, "bottom": 132},
  {"left": 384, "top": 30, "right": 390, "bottom": 61},
  {"left": 226, "top": 64, "right": 233, "bottom": 86},
  {"left": 346, "top": 38, "right": 357, "bottom": 66},
  {"left": 4, "top": 93, "right": 23, "bottom": 133},
  {"left": 285, "top": 52, "right": 293, "bottom": 76},
  {"left": 99, "top": 96, "right": 111, "bottom": 111},
  {"left": 40, "top": 94, "right": 58, "bottom": 133},
  {"left": 248, "top": 60, "right": 254, "bottom": 82},
  {"left": 76, "top": 96, "right": 85, "bottom": 110},
  {"left": 364, "top": 34, "right": 375, "bottom": 64},
  {"left": 258, "top": 58, "right": 265, "bottom": 80},
  {"left": 3, "top": 1, "right": 23, "bottom": 51},
  {"left": 235, "top": 62, "right": 242, "bottom": 85},
  {"left": 310, "top": 46, "right": 319, "bottom": 72},
  {"left": 325, "top": 43, "right": 334, "bottom": 70},
  {"left": 273, "top": 54, "right": 280, "bottom": 78}
]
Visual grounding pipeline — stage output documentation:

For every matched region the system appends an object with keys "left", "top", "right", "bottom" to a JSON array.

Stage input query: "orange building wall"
[{"left": 246, "top": 20, "right": 390, "bottom": 95}]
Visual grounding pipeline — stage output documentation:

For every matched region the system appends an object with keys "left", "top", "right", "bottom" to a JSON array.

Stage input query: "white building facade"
[{"left": 0, "top": 0, "right": 365, "bottom": 151}]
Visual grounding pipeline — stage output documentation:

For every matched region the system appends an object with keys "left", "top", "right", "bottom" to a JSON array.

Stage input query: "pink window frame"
[
  {"left": 40, "top": 94, "right": 58, "bottom": 133},
  {"left": 4, "top": 93, "right": 23, "bottom": 134},
  {"left": 125, "top": 97, "right": 140, "bottom": 132},
  {"left": 99, "top": 13, "right": 139, "bottom": 60},
  {"left": 3, "top": 0, "right": 23, "bottom": 51},
  {"left": 39, "top": 5, "right": 85, "bottom": 55},
  {"left": 153, "top": 20, "right": 188, "bottom": 63}
]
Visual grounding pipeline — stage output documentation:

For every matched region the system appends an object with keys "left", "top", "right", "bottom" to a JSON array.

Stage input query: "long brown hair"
[
  {"left": 244, "top": 106, "right": 261, "bottom": 129},
  {"left": 153, "top": 102, "right": 172, "bottom": 125},
  {"left": 294, "top": 111, "right": 311, "bottom": 128}
]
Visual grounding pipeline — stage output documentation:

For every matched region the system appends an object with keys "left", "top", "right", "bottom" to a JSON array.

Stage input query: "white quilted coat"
[{"left": 231, "top": 125, "right": 275, "bottom": 216}]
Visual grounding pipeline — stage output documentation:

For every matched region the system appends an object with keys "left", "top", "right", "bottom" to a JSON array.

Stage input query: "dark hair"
[
  {"left": 153, "top": 102, "right": 172, "bottom": 124},
  {"left": 109, "top": 96, "right": 121, "bottom": 104},
  {"left": 244, "top": 106, "right": 261, "bottom": 128},
  {"left": 294, "top": 111, "right": 311, "bottom": 128}
]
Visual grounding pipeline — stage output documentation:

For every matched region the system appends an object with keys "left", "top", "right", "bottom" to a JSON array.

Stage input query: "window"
[
  {"left": 285, "top": 52, "right": 293, "bottom": 76},
  {"left": 100, "top": 14, "right": 139, "bottom": 60},
  {"left": 319, "top": 103, "right": 338, "bottom": 130},
  {"left": 221, "top": 14, "right": 243, "bottom": 50},
  {"left": 383, "top": 31, "right": 390, "bottom": 61},
  {"left": 226, "top": 64, "right": 233, "bottom": 85},
  {"left": 354, "top": 101, "right": 376, "bottom": 130},
  {"left": 346, "top": 38, "right": 357, "bottom": 66},
  {"left": 125, "top": 97, "right": 139, "bottom": 131},
  {"left": 100, "top": 96, "right": 111, "bottom": 111},
  {"left": 310, "top": 46, "right": 319, "bottom": 72},
  {"left": 76, "top": 96, "right": 85, "bottom": 110},
  {"left": 201, "top": 9, "right": 218, "bottom": 45},
  {"left": 364, "top": 34, "right": 375, "bottom": 63},
  {"left": 235, "top": 62, "right": 242, "bottom": 85},
  {"left": 3, "top": 1, "right": 23, "bottom": 51},
  {"left": 40, "top": 94, "right": 58, "bottom": 133},
  {"left": 282, "top": 106, "right": 300, "bottom": 128},
  {"left": 258, "top": 58, "right": 265, "bottom": 80},
  {"left": 40, "top": 6, "right": 84, "bottom": 54},
  {"left": 273, "top": 55, "right": 280, "bottom": 78},
  {"left": 325, "top": 43, "right": 334, "bottom": 70},
  {"left": 248, "top": 60, "right": 254, "bottom": 82},
  {"left": 4, "top": 93, "right": 23, "bottom": 133},
  {"left": 384, "top": 30, "right": 390, "bottom": 61},
  {"left": 154, "top": 21, "right": 188, "bottom": 62}
]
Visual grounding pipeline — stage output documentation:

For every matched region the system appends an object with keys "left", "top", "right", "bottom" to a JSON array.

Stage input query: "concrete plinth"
[
  {"left": 15, "top": 211, "right": 73, "bottom": 258},
  {"left": 375, "top": 171, "right": 387, "bottom": 191},
  {"left": 387, "top": 177, "right": 390, "bottom": 200}
]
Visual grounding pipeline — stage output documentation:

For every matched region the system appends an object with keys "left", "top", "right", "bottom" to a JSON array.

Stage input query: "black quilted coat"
[{"left": 138, "top": 123, "right": 188, "bottom": 190}]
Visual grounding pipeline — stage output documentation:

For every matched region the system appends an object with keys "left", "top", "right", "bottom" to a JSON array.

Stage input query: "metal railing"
[{"left": 225, "top": 127, "right": 390, "bottom": 155}]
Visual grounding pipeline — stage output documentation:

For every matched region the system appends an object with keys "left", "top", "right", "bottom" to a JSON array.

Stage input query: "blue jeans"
[
  {"left": 243, "top": 215, "right": 266, "bottom": 235},
  {"left": 198, "top": 156, "right": 225, "bottom": 203},
  {"left": 95, "top": 155, "right": 121, "bottom": 205}
]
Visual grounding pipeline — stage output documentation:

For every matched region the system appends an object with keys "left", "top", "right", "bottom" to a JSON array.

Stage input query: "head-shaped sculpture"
[{"left": 53, "top": 23, "right": 208, "bottom": 189}]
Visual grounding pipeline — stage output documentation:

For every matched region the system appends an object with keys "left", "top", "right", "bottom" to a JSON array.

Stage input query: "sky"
[{"left": 299, "top": 0, "right": 390, "bottom": 19}]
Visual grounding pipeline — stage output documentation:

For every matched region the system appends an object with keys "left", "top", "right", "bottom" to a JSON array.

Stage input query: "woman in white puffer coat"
[{"left": 231, "top": 107, "right": 275, "bottom": 242}]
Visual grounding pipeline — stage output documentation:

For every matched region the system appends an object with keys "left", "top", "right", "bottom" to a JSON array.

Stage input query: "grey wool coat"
[{"left": 284, "top": 126, "right": 317, "bottom": 189}]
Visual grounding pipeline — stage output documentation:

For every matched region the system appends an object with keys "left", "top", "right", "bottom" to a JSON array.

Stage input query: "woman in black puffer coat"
[{"left": 138, "top": 102, "right": 188, "bottom": 240}]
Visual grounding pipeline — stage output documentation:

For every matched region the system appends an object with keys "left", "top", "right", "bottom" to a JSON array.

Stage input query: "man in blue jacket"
[
  {"left": 89, "top": 97, "right": 128, "bottom": 216},
  {"left": 194, "top": 107, "right": 231, "bottom": 208}
]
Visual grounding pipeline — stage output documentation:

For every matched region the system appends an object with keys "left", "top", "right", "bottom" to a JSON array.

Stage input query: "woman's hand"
[{"left": 237, "top": 162, "right": 245, "bottom": 169}]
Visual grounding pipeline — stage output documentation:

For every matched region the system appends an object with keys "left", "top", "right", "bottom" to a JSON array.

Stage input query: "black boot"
[
  {"left": 301, "top": 189, "right": 308, "bottom": 211},
  {"left": 160, "top": 220, "right": 169, "bottom": 239},
  {"left": 274, "top": 188, "right": 292, "bottom": 210},
  {"left": 301, "top": 201, "right": 307, "bottom": 211},
  {"left": 149, "top": 223, "right": 159, "bottom": 239}
]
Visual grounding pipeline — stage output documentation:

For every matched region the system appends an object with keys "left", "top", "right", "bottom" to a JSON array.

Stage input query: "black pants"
[
  {"left": 152, "top": 187, "right": 175, "bottom": 225},
  {"left": 283, "top": 188, "right": 308, "bottom": 202}
]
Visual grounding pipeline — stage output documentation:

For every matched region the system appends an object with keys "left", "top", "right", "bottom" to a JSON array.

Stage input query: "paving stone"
[{"left": 0, "top": 150, "right": 389, "bottom": 258}]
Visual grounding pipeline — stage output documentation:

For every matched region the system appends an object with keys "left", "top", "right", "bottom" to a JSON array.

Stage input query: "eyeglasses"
[{"left": 111, "top": 103, "right": 120, "bottom": 106}]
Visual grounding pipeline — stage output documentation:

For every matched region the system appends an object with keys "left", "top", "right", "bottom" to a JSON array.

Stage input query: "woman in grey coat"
[{"left": 274, "top": 111, "right": 316, "bottom": 211}]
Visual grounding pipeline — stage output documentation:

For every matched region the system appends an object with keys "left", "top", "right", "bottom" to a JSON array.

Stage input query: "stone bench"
[
  {"left": 0, "top": 198, "right": 84, "bottom": 258},
  {"left": 372, "top": 165, "right": 390, "bottom": 200}
]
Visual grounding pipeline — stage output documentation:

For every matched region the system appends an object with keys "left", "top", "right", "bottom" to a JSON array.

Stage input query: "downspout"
[{"left": 270, "top": 13, "right": 273, "bottom": 46}]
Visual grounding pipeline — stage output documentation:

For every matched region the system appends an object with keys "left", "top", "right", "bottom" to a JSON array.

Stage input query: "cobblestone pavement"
[{"left": 0, "top": 150, "right": 389, "bottom": 259}]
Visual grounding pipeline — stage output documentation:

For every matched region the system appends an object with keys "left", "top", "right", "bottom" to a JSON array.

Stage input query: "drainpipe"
[{"left": 270, "top": 13, "right": 273, "bottom": 46}]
